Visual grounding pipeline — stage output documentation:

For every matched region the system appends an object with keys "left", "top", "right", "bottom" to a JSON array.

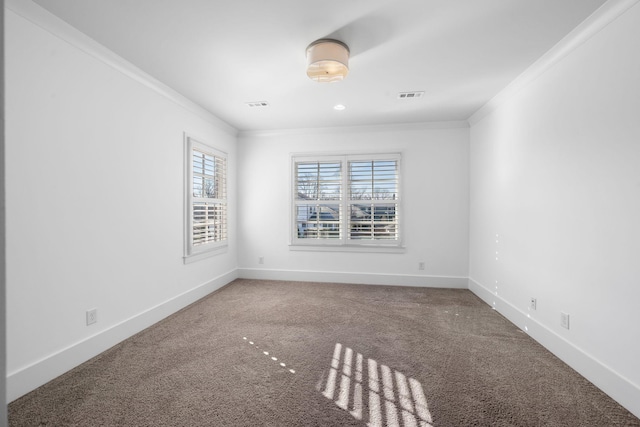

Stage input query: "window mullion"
[{"left": 342, "top": 157, "right": 348, "bottom": 244}]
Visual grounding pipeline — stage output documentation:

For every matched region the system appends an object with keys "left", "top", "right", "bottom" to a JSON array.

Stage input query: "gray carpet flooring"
[{"left": 9, "top": 279, "right": 640, "bottom": 426}]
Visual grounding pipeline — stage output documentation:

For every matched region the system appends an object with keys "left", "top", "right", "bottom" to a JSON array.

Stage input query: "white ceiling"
[{"left": 33, "top": 0, "right": 607, "bottom": 131}]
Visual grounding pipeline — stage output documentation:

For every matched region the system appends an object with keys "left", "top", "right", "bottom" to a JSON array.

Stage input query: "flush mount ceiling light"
[{"left": 306, "top": 39, "right": 350, "bottom": 83}]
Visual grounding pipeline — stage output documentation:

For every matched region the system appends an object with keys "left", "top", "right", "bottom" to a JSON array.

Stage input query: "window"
[
  {"left": 184, "top": 135, "right": 227, "bottom": 261},
  {"left": 292, "top": 153, "right": 401, "bottom": 249}
]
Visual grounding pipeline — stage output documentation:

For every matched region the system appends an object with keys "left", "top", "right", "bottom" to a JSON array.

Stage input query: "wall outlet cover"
[
  {"left": 560, "top": 312, "right": 570, "bottom": 329},
  {"left": 86, "top": 308, "right": 97, "bottom": 325}
]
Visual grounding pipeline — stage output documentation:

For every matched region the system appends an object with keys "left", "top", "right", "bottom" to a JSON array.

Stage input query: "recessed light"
[{"left": 333, "top": 104, "right": 346, "bottom": 111}]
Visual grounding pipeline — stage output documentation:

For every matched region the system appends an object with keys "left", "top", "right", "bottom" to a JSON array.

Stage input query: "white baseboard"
[
  {"left": 468, "top": 277, "right": 640, "bottom": 419},
  {"left": 7, "top": 269, "right": 238, "bottom": 403},
  {"left": 11, "top": 271, "right": 638, "bottom": 420},
  {"left": 238, "top": 268, "right": 468, "bottom": 288}
]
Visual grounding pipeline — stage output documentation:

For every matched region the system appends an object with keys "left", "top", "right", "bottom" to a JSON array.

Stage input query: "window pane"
[
  {"left": 193, "top": 176, "right": 203, "bottom": 198},
  {"left": 193, "top": 151, "right": 226, "bottom": 200},
  {"left": 203, "top": 154, "right": 215, "bottom": 176},
  {"left": 189, "top": 142, "right": 227, "bottom": 253},
  {"left": 349, "top": 203, "right": 398, "bottom": 240},
  {"left": 193, "top": 151, "right": 204, "bottom": 175},
  {"left": 349, "top": 160, "right": 398, "bottom": 200},
  {"left": 296, "top": 204, "right": 341, "bottom": 239},
  {"left": 296, "top": 162, "right": 341, "bottom": 201},
  {"left": 193, "top": 150, "right": 215, "bottom": 174},
  {"left": 204, "top": 178, "right": 216, "bottom": 198},
  {"left": 193, "top": 202, "right": 227, "bottom": 246}
]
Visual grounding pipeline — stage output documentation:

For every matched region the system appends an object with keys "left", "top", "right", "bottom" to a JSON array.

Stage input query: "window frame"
[
  {"left": 290, "top": 152, "right": 403, "bottom": 252},
  {"left": 184, "top": 134, "right": 228, "bottom": 263}
]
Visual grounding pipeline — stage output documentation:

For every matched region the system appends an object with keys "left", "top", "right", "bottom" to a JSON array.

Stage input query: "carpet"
[{"left": 9, "top": 279, "right": 640, "bottom": 426}]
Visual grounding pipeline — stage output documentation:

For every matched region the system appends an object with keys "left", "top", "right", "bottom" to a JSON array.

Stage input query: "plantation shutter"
[
  {"left": 192, "top": 147, "right": 227, "bottom": 247},
  {"left": 292, "top": 154, "right": 400, "bottom": 246},
  {"left": 348, "top": 159, "right": 399, "bottom": 241},
  {"left": 294, "top": 161, "right": 342, "bottom": 240}
]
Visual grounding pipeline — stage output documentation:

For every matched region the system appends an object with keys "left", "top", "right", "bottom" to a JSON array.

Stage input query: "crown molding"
[
  {"left": 6, "top": 0, "right": 238, "bottom": 137},
  {"left": 238, "top": 120, "right": 469, "bottom": 139},
  {"left": 468, "top": 0, "right": 640, "bottom": 126}
]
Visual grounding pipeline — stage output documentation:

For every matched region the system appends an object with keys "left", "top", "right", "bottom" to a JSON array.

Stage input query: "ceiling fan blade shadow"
[{"left": 324, "top": 11, "right": 395, "bottom": 58}]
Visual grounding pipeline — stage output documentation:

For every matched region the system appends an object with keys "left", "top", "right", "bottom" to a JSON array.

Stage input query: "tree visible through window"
[{"left": 293, "top": 154, "right": 400, "bottom": 246}]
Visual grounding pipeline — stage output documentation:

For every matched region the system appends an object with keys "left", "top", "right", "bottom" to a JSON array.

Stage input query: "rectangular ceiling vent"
[
  {"left": 246, "top": 101, "right": 269, "bottom": 108},
  {"left": 397, "top": 91, "right": 424, "bottom": 99}
]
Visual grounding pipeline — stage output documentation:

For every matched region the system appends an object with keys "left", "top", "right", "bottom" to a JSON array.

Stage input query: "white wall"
[
  {"left": 237, "top": 124, "right": 469, "bottom": 287},
  {"left": 1, "top": 0, "right": 7, "bottom": 422},
  {"left": 469, "top": 2, "right": 640, "bottom": 418},
  {"left": 7, "top": 0, "right": 638, "bottom": 419},
  {"left": 5, "top": 6, "right": 238, "bottom": 401}
]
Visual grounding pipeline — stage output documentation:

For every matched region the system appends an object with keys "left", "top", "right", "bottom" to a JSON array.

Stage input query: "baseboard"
[
  {"left": 7, "top": 269, "right": 239, "bottom": 403},
  {"left": 468, "top": 277, "right": 640, "bottom": 419},
  {"left": 238, "top": 268, "right": 468, "bottom": 288}
]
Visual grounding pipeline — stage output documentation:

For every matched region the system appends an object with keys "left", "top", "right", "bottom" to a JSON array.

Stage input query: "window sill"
[
  {"left": 289, "top": 244, "right": 406, "bottom": 254},
  {"left": 183, "top": 244, "right": 228, "bottom": 264}
]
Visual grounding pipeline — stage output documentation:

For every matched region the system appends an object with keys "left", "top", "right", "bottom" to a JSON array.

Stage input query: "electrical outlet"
[
  {"left": 530, "top": 298, "right": 537, "bottom": 311},
  {"left": 86, "top": 308, "right": 97, "bottom": 326},
  {"left": 560, "top": 312, "right": 570, "bottom": 329},
  {"left": 258, "top": 257, "right": 264, "bottom": 264},
  {"left": 418, "top": 262, "right": 425, "bottom": 270}
]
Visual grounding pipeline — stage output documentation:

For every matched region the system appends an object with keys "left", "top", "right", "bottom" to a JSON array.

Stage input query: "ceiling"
[{"left": 33, "top": 0, "right": 607, "bottom": 132}]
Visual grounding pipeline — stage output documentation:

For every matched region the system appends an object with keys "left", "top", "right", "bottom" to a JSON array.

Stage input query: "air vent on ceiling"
[
  {"left": 397, "top": 91, "right": 424, "bottom": 99},
  {"left": 245, "top": 101, "right": 269, "bottom": 107}
]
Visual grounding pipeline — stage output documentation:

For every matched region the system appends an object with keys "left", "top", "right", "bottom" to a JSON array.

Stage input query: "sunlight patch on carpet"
[
  {"left": 242, "top": 337, "right": 296, "bottom": 374},
  {"left": 318, "top": 343, "right": 433, "bottom": 427}
]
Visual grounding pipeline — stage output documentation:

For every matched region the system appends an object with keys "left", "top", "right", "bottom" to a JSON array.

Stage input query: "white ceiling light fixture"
[{"left": 306, "top": 39, "right": 350, "bottom": 83}]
